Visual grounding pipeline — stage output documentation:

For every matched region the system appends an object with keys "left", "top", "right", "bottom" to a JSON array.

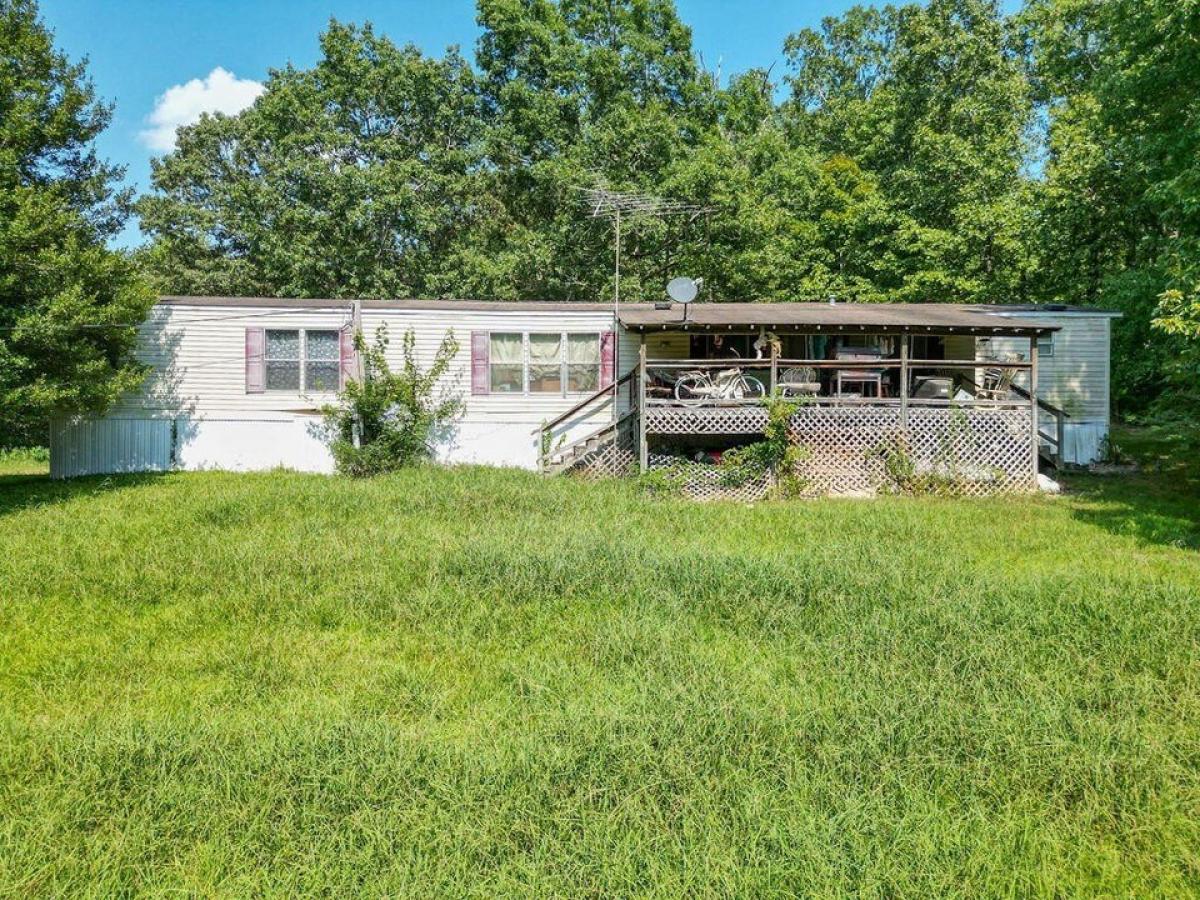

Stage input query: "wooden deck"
[{"left": 538, "top": 339, "right": 1065, "bottom": 497}]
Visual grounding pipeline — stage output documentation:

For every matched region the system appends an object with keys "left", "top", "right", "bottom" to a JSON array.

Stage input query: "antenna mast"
[
  {"left": 579, "top": 186, "right": 712, "bottom": 426},
  {"left": 579, "top": 187, "right": 712, "bottom": 312}
]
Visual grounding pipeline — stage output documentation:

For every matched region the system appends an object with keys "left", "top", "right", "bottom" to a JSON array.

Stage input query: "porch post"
[
  {"left": 638, "top": 338, "right": 648, "bottom": 473},
  {"left": 769, "top": 341, "right": 778, "bottom": 396},
  {"left": 899, "top": 333, "right": 909, "bottom": 427},
  {"left": 1029, "top": 335, "right": 1039, "bottom": 484}
]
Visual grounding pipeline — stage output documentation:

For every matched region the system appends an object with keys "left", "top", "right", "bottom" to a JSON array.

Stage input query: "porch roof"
[{"left": 617, "top": 302, "right": 1059, "bottom": 336}]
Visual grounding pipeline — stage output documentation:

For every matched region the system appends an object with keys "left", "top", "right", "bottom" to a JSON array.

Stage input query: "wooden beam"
[
  {"left": 638, "top": 338, "right": 648, "bottom": 473},
  {"left": 1029, "top": 336, "right": 1039, "bottom": 485}
]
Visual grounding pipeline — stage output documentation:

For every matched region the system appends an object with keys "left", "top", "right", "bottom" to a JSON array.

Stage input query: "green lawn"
[{"left": 1, "top": 432, "right": 1198, "bottom": 896}]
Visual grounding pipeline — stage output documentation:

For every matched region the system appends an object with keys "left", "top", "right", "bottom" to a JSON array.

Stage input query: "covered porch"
[{"left": 542, "top": 303, "right": 1063, "bottom": 498}]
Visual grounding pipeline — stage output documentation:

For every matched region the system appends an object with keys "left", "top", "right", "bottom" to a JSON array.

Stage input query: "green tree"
[
  {"left": 322, "top": 326, "right": 462, "bottom": 476},
  {"left": 141, "top": 3, "right": 724, "bottom": 303},
  {"left": 0, "top": 0, "right": 152, "bottom": 447},
  {"left": 1023, "top": 0, "right": 1200, "bottom": 412},
  {"left": 139, "top": 22, "right": 486, "bottom": 299},
  {"left": 783, "top": 0, "right": 1035, "bottom": 303},
  {"left": 1151, "top": 285, "right": 1200, "bottom": 417},
  {"left": 471, "top": 0, "right": 720, "bottom": 300}
]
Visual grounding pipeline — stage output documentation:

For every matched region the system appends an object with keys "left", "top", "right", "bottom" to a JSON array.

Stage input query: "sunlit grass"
[
  {"left": 0, "top": 447, "right": 48, "bottom": 477},
  {"left": 0, "top": 435, "right": 1197, "bottom": 895}
]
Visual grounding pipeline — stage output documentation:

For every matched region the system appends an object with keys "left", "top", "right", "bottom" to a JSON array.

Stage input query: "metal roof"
[
  {"left": 157, "top": 296, "right": 615, "bottom": 312},
  {"left": 960, "top": 303, "right": 1121, "bottom": 318},
  {"left": 617, "top": 302, "right": 1058, "bottom": 335},
  {"left": 157, "top": 296, "right": 1059, "bottom": 334}
]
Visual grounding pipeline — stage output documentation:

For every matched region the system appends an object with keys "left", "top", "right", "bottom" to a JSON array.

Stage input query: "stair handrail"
[
  {"left": 1008, "top": 381, "right": 1067, "bottom": 468},
  {"left": 962, "top": 374, "right": 1068, "bottom": 467},
  {"left": 543, "top": 410, "right": 638, "bottom": 471},
  {"left": 1006, "top": 381, "right": 1068, "bottom": 420},
  {"left": 531, "top": 370, "right": 635, "bottom": 437},
  {"left": 534, "top": 370, "right": 637, "bottom": 472}
]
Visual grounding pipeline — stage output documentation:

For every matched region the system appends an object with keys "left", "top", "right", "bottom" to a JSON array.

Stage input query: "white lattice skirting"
[
  {"left": 786, "top": 406, "right": 1034, "bottom": 497},
  {"left": 646, "top": 454, "right": 775, "bottom": 502},
  {"left": 645, "top": 405, "right": 768, "bottom": 435},
  {"left": 562, "top": 418, "right": 637, "bottom": 480},
  {"left": 569, "top": 405, "right": 1036, "bottom": 498}
]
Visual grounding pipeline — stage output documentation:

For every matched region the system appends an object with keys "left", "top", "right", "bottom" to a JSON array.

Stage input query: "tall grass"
[
  {"left": 0, "top": 447, "right": 48, "bottom": 476},
  {"left": 0, "top": 460, "right": 1197, "bottom": 895}
]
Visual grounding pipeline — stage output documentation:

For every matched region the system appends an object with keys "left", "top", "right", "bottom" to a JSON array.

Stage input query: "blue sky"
[{"left": 38, "top": 0, "right": 865, "bottom": 246}]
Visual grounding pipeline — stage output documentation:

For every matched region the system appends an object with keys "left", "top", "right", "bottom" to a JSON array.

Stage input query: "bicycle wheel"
[
  {"left": 674, "top": 374, "right": 708, "bottom": 405},
  {"left": 736, "top": 375, "right": 766, "bottom": 400}
]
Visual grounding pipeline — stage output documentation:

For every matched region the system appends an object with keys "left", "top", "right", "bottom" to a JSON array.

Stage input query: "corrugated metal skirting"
[{"left": 50, "top": 417, "right": 174, "bottom": 478}]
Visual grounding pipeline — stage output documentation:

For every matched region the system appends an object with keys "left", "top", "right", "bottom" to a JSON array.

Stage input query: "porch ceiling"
[{"left": 617, "top": 302, "right": 1059, "bottom": 336}]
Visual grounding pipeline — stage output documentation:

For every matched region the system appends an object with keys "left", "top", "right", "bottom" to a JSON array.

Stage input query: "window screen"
[
  {"left": 265, "top": 330, "right": 301, "bottom": 391},
  {"left": 529, "top": 334, "right": 563, "bottom": 393},
  {"left": 265, "top": 329, "right": 340, "bottom": 391},
  {"left": 305, "top": 330, "right": 340, "bottom": 391},
  {"left": 489, "top": 333, "right": 523, "bottom": 392},
  {"left": 567, "top": 333, "right": 600, "bottom": 392}
]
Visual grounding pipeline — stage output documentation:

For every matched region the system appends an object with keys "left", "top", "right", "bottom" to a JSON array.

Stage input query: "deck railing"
[
  {"left": 643, "top": 357, "right": 1032, "bottom": 404},
  {"left": 636, "top": 349, "right": 1044, "bottom": 480},
  {"left": 537, "top": 347, "right": 1050, "bottom": 486}
]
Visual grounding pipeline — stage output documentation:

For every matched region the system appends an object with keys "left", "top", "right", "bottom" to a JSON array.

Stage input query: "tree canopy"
[
  {"left": 0, "top": 0, "right": 152, "bottom": 446},
  {"left": 131, "top": 0, "right": 1200, "bottom": 414}
]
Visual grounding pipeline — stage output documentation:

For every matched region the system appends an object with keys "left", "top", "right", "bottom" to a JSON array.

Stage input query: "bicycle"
[{"left": 673, "top": 364, "right": 766, "bottom": 405}]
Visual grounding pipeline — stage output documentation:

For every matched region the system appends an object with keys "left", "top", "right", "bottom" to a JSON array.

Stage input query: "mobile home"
[{"left": 51, "top": 296, "right": 1118, "bottom": 495}]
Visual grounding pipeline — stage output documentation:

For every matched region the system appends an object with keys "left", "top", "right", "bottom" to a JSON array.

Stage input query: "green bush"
[
  {"left": 717, "top": 397, "right": 810, "bottom": 498},
  {"left": 323, "top": 326, "right": 461, "bottom": 477}
]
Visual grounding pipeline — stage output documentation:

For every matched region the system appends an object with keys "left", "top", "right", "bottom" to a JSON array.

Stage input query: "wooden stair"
[{"left": 542, "top": 422, "right": 619, "bottom": 475}]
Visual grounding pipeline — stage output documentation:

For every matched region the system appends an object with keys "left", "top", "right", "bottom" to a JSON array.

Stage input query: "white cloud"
[{"left": 140, "top": 67, "right": 264, "bottom": 153}]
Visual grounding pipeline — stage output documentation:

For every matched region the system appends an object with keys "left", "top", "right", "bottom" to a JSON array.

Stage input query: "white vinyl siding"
[
  {"left": 981, "top": 314, "right": 1112, "bottom": 422},
  {"left": 93, "top": 302, "right": 632, "bottom": 472},
  {"left": 110, "top": 305, "right": 350, "bottom": 415},
  {"left": 113, "top": 304, "right": 628, "bottom": 420}
]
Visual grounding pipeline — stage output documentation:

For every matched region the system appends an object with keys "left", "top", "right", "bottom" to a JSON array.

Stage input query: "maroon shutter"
[
  {"left": 471, "top": 331, "right": 489, "bottom": 395},
  {"left": 245, "top": 327, "right": 265, "bottom": 393},
  {"left": 339, "top": 328, "right": 356, "bottom": 389},
  {"left": 600, "top": 330, "right": 615, "bottom": 388}
]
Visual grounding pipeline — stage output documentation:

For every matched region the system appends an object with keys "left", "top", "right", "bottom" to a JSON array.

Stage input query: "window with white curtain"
[
  {"left": 566, "top": 333, "right": 600, "bottom": 392},
  {"left": 489, "top": 333, "right": 524, "bottom": 392},
  {"left": 488, "top": 332, "right": 601, "bottom": 395},
  {"left": 529, "top": 333, "right": 564, "bottom": 393}
]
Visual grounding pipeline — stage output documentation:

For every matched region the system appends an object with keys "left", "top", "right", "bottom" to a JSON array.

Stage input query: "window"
[
  {"left": 265, "top": 329, "right": 340, "bottom": 392},
  {"left": 1036, "top": 333, "right": 1054, "bottom": 358},
  {"left": 265, "top": 329, "right": 301, "bottom": 390},
  {"left": 306, "top": 331, "right": 340, "bottom": 391},
  {"left": 529, "top": 333, "right": 563, "bottom": 393},
  {"left": 567, "top": 333, "right": 600, "bottom": 391},
  {"left": 487, "top": 332, "right": 601, "bottom": 395},
  {"left": 489, "top": 332, "right": 524, "bottom": 392}
]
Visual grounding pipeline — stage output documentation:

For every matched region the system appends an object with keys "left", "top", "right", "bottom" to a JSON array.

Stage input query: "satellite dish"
[{"left": 667, "top": 277, "right": 698, "bottom": 304}]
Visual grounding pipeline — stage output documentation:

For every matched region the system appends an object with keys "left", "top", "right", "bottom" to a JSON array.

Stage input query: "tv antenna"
[{"left": 579, "top": 187, "right": 712, "bottom": 311}]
